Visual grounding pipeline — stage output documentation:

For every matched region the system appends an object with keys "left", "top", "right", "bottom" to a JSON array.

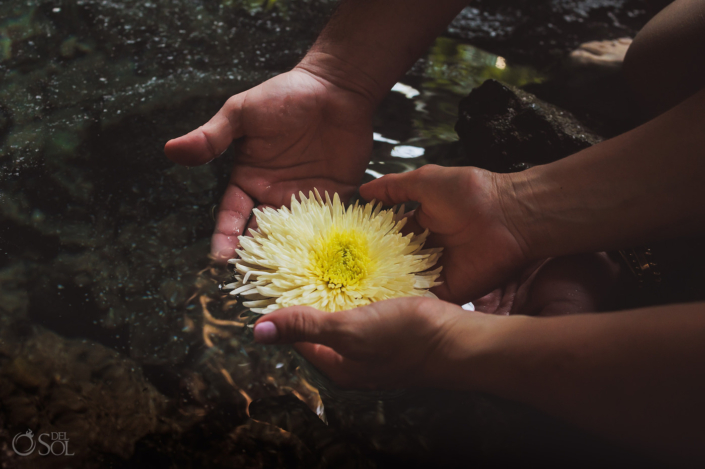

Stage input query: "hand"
[
  {"left": 164, "top": 66, "right": 375, "bottom": 260},
  {"left": 473, "top": 253, "right": 624, "bottom": 316},
  {"left": 252, "top": 253, "right": 624, "bottom": 390},
  {"left": 360, "top": 165, "right": 530, "bottom": 305},
  {"left": 252, "top": 297, "right": 486, "bottom": 389}
]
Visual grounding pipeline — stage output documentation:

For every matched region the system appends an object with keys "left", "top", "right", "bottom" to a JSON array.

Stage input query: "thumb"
[
  {"left": 253, "top": 306, "right": 347, "bottom": 347},
  {"left": 360, "top": 164, "right": 442, "bottom": 205},
  {"left": 164, "top": 93, "right": 246, "bottom": 166}
]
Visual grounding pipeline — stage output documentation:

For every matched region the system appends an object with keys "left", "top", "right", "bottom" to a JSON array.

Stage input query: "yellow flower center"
[{"left": 312, "top": 229, "right": 370, "bottom": 288}]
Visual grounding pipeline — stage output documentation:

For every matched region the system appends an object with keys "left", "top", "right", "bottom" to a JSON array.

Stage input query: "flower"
[{"left": 224, "top": 191, "right": 443, "bottom": 314}]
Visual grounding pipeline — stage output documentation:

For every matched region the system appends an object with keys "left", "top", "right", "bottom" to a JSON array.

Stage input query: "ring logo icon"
[
  {"left": 11, "top": 430, "right": 74, "bottom": 456},
  {"left": 12, "top": 430, "right": 36, "bottom": 456}
]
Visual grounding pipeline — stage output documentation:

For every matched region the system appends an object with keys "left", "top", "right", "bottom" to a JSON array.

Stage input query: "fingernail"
[
  {"left": 216, "top": 249, "right": 233, "bottom": 259},
  {"left": 254, "top": 321, "right": 279, "bottom": 343}
]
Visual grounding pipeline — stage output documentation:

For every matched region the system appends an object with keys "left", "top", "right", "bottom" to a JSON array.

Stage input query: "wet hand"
[
  {"left": 360, "top": 165, "right": 530, "bottom": 305},
  {"left": 252, "top": 297, "right": 489, "bottom": 389},
  {"left": 473, "top": 253, "right": 624, "bottom": 316},
  {"left": 164, "top": 67, "right": 375, "bottom": 261}
]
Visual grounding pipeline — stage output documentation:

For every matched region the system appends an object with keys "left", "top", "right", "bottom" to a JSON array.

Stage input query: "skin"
[
  {"left": 360, "top": 165, "right": 625, "bottom": 307},
  {"left": 623, "top": 0, "right": 705, "bottom": 118}
]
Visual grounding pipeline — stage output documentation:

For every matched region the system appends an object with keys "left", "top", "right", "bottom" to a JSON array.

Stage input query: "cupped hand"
[
  {"left": 251, "top": 253, "right": 624, "bottom": 390},
  {"left": 360, "top": 165, "right": 530, "bottom": 305},
  {"left": 252, "top": 297, "right": 487, "bottom": 389},
  {"left": 164, "top": 67, "right": 375, "bottom": 260}
]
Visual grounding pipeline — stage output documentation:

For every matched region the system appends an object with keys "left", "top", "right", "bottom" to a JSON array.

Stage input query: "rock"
[
  {"left": 0, "top": 327, "right": 169, "bottom": 466},
  {"left": 450, "top": 79, "right": 602, "bottom": 172},
  {"left": 447, "top": 0, "right": 671, "bottom": 68}
]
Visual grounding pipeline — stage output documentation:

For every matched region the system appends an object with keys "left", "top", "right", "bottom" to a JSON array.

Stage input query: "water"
[{"left": 0, "top": 1, "right": 550, "bottom": 466}]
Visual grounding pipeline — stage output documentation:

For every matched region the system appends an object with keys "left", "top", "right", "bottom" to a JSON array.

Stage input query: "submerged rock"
[
  {"left": 0, "top": 327, "right": 168, "bottom": 467},
  {"left": 449, "top": 79, "right": 602, "bottom": 172}
]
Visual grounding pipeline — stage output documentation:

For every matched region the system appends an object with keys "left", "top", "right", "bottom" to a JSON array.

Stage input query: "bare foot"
[{"left": 568, "top": 37, "right": 633, "bottom": 69}]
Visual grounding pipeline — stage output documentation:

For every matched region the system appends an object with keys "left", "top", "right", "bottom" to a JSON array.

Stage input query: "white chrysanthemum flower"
[{"left": 224, "top": 190, "right": 443, "bottom": 314}]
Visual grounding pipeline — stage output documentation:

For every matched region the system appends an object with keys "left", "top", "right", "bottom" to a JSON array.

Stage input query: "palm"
[{"left": 165, "top": 70, "right": 374, "bottom": 259}]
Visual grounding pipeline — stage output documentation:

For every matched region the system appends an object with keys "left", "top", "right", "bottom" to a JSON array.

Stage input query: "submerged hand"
[
  {"left": 473, "top": 253, "right": 624, "bottom": 316},
  {"left": 360, "top": 165, "right": 529, "bottom": 305},
  {"left": 165, "top": 67, "right": 375, "bottom": 260}
]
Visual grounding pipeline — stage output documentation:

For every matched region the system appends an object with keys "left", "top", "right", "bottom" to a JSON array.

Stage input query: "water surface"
[{"left": 0, "top": 1, "right": 544, "bottom": 466}]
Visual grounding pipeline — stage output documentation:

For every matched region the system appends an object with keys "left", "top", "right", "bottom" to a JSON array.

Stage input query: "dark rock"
[
  {"left": 447, "top": 0, "right": 672, "bottom": 68},
  {"left": 450, "top": 79, "right": 602, "bottom": 172},
  {"left": 0, "top": 327, "right": 169, "bottom": 467}
]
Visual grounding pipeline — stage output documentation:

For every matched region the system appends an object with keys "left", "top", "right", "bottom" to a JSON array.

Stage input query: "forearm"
[
  {"left": 296, "top": 0, "right": 468, "bottom": 104},
  {"left": 500, "top": 86, "right": 705, "bottom": 260},
  {"left": 447, "top": 304, "right": 705, "bottom": 462}
]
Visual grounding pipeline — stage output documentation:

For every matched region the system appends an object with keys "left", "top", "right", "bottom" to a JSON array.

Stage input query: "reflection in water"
[
  {"left": 395, "top": 36, "right": 545, "bottom": 148},
  {"left": 369, "top": 36, "right": 544, "bottom": 183},
  {"left": 192, "top": 272, "right": 324, "bottom": 419},
  {"left": 390, "top": 145, "right": 425, "bottom": 158}
]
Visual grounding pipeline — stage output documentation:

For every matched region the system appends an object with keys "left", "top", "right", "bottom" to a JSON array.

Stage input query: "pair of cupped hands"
[{"left": 165, "top": 68, "right": 620, "bottom": 390}]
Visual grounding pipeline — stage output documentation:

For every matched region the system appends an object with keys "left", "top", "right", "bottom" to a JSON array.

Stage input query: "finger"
[
  {"left": 294, "top": 343, "right": 371, "bottom": 388},
  {"left": 244, "top": 204, "right": 276, "bottom": 234},
  {"left": 211, "top": 182, "right": 255, "bottom": 261},
  {"left": 164, "top": 93, "right": 246, "bottom": 166},
  {"left": 359, "top": 165, "right": 442, "bottom": 205},
  {"left": 399, "top": 210, "right": 424, "bottom": 237},
  {"left": 252, "top": 306, "right": 348, "bottom": 348}
]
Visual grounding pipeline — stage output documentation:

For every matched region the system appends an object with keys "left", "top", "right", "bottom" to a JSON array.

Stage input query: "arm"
[
  {"left": 502, "top": 86, "right": 705, "bottom": 260},
  {"left": 253, "top": 298, "right": 705, "bottom": 463},
  {"left": 451, "top": 302, "right": 705, "bottom": 464},
  {"left": 298, "top": 0, "right": 469, "bottom": 103}
]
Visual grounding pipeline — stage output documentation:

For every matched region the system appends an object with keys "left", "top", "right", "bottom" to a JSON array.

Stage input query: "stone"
[{"left": 451, "top": 79, "right": 602, "bottom": 172}]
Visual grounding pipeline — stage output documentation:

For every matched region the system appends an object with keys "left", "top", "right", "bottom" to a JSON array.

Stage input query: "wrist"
[
  {"left": 437, "top": 312, "right": 548, "bottom": 403},
  {"left": 295, "top": 51, "right": 386, "bottom": 109},
  {"left": 424, "top": 309, "right": 528, "bottom": 394},
  {"left": 495, "top": 168, "right": 566, "bottom": 261}
]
